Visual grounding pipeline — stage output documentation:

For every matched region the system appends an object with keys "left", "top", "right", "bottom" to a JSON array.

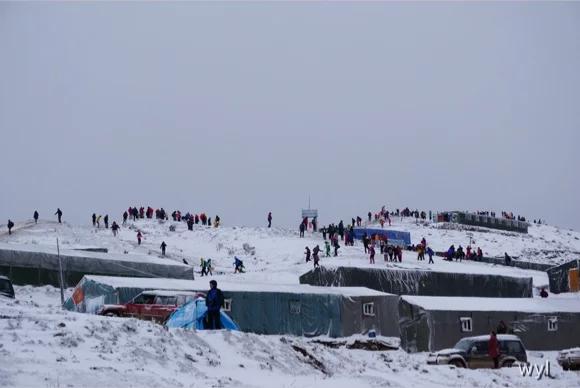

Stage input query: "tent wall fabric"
[
  {"left": 165, "top": 299, "right": 239, "bottom": 330},
  {"left": 398, "top": 296, "right": 580, "bottom": 352},
  {"left": 352, "top": 228, "right": 411, "bottom": 247},
  {"left": 299, "top": 267, "right": 533, "bottom": 298},
  {"left": 64, "top": 275, "right": 401, "bottom": 338},
  {"left": 0, "top": 245, "right": 193, "bottom": 287},
  {"left": 548, "top": 260, "right": 580, "bottom": 294}
]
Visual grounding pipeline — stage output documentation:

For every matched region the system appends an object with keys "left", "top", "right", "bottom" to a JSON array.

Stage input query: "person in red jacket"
[{"left": 488, "top": 331, "right": 500, "bottom": 369}]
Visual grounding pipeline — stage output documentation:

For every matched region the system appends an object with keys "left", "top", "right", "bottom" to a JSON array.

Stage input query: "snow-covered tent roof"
[
  {"left": 401, "top": 295, "right": 580, "bottom": 313},
  {"left": 81, "top": 275, "right": 392, "bottom": 297}
]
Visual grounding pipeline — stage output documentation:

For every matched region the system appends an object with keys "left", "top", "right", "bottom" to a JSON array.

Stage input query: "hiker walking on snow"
[
  {"left": 104, "top": 215, "right": 109, "bottom": 229},
  {"left": 205, "top": 280, "right": 224, "bottom": 330},
  {"left": 488, "top": 332, "right": 500, "bottom": 369},
  {"left": 33, "top": 210, "right": 39, "bottom": 224},
  {"left": 305, "top": 246, "right": 311, "bottom": 262},
  {"left": 137, "top": 231, "right": 143, "bottom": 245},
  {"left": 369, "top": 245, "right": 375, "bottom": 264},
  {"left": 427, "top": 247, "right": 434, "bottom": 264},
  {"left": 160, "top": 241, "right": 167, "bottom": 256},
  {"left": 96, "top": 215, "right": 102, "bottom": 228},
  {"left": 325, "top": 241, "right": 331, "bottom": 257},
  {"left": 234, "top": 256, "right": 245, "bottom": 273},
  {"left": 92, "top": 213, "right": 96, "bottom": 226},
  {"left": 200, "top": 258, "right": 208, "bottom": 276},
  {"left": 123, "top": 211, "right": 128, "bottom": 225},
  {"left": 299, "top": 222, "right": 305, "bottom": 238},
  {"left": 7, "top": 220, "right": 14, "bottom": 235},
  {"left": 312, "top": 245, "right": 321, "bottom": 268},
  {"left": 54, "top": 208, "right": 63, "bottom": 223},
  {"left": 267, "top": 212, "right": 272, "bottom": 228},
  {"left": 504, "top": 252, "right": 512, "bottom": 266},
  {"left": 111, "top": 222, "right": 120, "bottom": 236}
]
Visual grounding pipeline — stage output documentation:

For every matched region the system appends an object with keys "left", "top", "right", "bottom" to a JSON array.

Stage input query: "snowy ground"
[
  {"left": 1, "top": 217, "right": 580, "bottom": 387},
  {"left": 1, "top": 286, "right": 579, "bottom": 388}
]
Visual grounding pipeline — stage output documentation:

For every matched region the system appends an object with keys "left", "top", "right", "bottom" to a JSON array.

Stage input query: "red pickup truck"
[{"left": 98, "top": 290, "right": 202, "bottom": 323}]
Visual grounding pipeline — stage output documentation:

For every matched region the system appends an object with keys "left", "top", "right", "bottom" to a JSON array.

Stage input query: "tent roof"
[
  {"left": 82, "top": 275, "right": 391, "bottom": 297},
  {"left": 402, "top": 295, "right": 580, "bottom": 313}
]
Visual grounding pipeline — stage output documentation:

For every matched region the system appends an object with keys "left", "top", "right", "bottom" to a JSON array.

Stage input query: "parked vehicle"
[
  {"left": 98, "top": 290, "right": 202, "bottom": 323},
  {"left": 427, "top": 334, "right": 527, "bottom": 368},
  {"left": 0, "top": 276, "right": 15, "bottom": 299},
  {"left": 557, "top": 348, "right": 580, "bottom": 370}
]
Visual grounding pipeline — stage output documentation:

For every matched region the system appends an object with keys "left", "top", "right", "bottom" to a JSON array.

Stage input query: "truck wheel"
[
  {"left": 450, "top": 360, "right": 464, "bottom": 368},
  {"left": 502, "top": 360, "right": 514, "bottom": 368},
  {"left": 105, "top": 312, "right": 118, "bottom": 317}
]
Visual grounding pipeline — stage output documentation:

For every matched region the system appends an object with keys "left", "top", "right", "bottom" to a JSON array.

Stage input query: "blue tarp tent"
[
  {"left": 165, "top": 298, "right": 239, "bottom": 330},
  {"left": 352, "top": 228, "right": 411, "bottom": 247}
]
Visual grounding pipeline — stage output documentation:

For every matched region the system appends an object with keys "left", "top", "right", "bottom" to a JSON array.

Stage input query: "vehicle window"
[
  {"left": 142, "top": 294, "right": 155, "bottom": 304},
  {"left": 0, "top": 280, "right": 12, "bottom": 293},
  {"left": 502, "top": 341, "right": 523, "bottom": 354},
  {"left": 132, "top": 294, "right": 146, "bottom": 304},
  {"left": 454, "top": 339, "right": 474, "bottom": 351},
  {"left": 472, "top": 341, "right": 488, "bottom": 355}
]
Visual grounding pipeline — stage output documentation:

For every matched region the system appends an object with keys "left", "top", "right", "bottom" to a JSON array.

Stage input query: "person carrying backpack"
[
  {"left": 234, "top": 257, "right": 245, "bottom": 273},
  {"left": 7, "top": 220, "right": 14, "bottom": 235}
]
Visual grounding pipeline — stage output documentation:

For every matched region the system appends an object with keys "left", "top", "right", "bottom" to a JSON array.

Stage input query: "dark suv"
[
  {"left": 0, "top": 276, "right": 15, "bottom": 299},
  {"left": 427, "top": 334, "right": 528, "bottom": 368}
]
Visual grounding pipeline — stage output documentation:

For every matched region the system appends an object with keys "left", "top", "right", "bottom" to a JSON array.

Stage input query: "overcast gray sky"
[{"left": 0, "top": 2, "right": 579, "bottom": 230}]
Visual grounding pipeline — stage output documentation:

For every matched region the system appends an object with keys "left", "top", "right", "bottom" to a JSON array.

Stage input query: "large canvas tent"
[
  {"left": 65, "top": 275, "right": 401, "bottom": 338},
  {"left": 0, "top": 244, "right": 193, "bottom": 287},
  {"left": 299, "top": 266, "right": 533, "bottom": 297},
  {"left": 398, "top": 295, "right": 580, "bottom": 352}
]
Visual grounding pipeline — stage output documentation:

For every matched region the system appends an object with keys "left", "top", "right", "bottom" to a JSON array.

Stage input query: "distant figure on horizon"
[
  {"left": 7, "top": 219, "right": 14, "bottom": 235},
  {"left": 33, "top": 210, "right": 39, "bottom": 224},
  {"left": 92, "top": 213, "right": 96, "bottom": 226},
  {"left": 267, "top": 212, "right": 272, "bottom": 228},
  {"left": 55, "top": 208, "right": 63, "bottom": 223},
  {"left": 104, "top": 215, "right": 109, "bottom": 229}
]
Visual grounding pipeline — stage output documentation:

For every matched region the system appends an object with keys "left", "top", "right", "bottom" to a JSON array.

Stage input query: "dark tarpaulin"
[
  {"left": 548, "top": 260, "right": 579, "bottom": 294},
  {"left": 299, "top": 266, "right": 533, "bottom": 298}
]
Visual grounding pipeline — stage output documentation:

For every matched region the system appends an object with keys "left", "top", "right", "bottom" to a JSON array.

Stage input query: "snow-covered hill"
[{"left": 1, "top": 217, "right": 580, "bottom": 387}]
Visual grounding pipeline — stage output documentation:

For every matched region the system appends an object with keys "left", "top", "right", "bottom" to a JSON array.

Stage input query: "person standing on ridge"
[
  {"left": 267, "top": 212, "right": 272, "bottom": 228},
  {"left": 7, "top": 219, "right": 14, "bottom": 235},
  {"left": 123, "top": 211, "right": 128, "bottom": 225},
  {"left": 137, "top": 231, "right": 142, "bottom": 245},
  {"left": 96, "top": 215, "right": 102, "bottom": 228},
  {"left": 304, "top": 246, "right": 311, "bottom": 262},
  {"left": 160, "top": 241, "right": 167, "bottom": 256},
  {"left": 92, "top": 213, "right": 96, "bottom": 226},
  {"left": 55, "top": 208, "right": 63, "bottom": 223},
  {"left": 205, "top": 280, "right": 224, "bottom": 330},
  {"left": 33, "top": 210, "right": 39, "bottom": 224},
  {"left": 104, "top": 215, "right": 109, "bottom": 229}
]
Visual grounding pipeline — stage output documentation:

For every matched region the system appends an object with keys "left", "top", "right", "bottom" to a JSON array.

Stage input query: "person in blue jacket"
[
  {"left": 234, "top": 256, "right": 245, "bottom": 273},
  {"left": 205, "top": 280, "right": 224, "bottom": 329}
]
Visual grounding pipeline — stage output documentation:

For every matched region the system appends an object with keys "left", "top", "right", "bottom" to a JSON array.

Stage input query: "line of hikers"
[{"left": 122, "top": 206, "right": 220, "bottom": 229}]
